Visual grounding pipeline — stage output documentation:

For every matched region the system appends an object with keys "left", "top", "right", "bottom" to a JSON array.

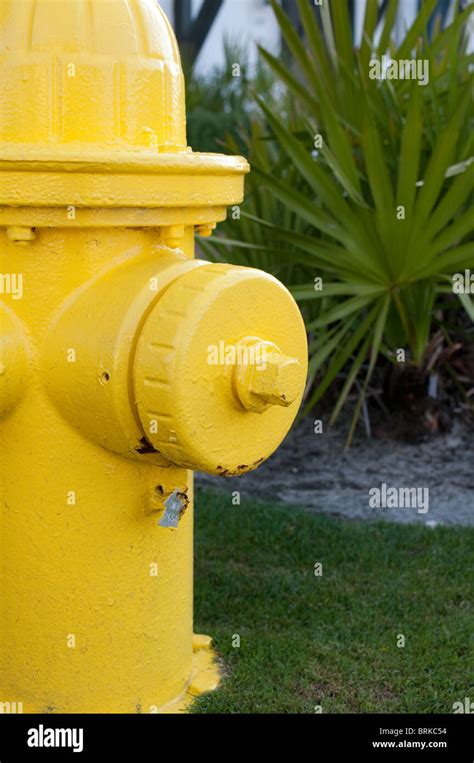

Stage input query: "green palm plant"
[
  {"left": 185, "top": 41, "right": 276, "bottom": 154},
  {"left": 202, "top": 0, "right": 474, "bottom": 443}
]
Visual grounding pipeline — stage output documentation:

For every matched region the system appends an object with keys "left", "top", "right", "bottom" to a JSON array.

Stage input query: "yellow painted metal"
[
  {"left": 134, "top": 263, "right": 307, "bottom": 475},
  {"left": 0, "top": 0, "right": 308, "bottom": 714},
  {"left": 0, "top": 302, "right": 29, "bottom": 419}
]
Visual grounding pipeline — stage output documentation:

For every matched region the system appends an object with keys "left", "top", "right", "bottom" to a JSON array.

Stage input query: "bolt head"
[
  {"left": 250, "top": 353, "right": 302, "bottom": 407},
  {"left": 234, "top": 341, "right": 304, "bottom": 413},
  {"left": 195, "top": 223, "right": 217, "bottom": 238},
  {"left": 6, "top": 226, "right": 35, "bottom": 245}
]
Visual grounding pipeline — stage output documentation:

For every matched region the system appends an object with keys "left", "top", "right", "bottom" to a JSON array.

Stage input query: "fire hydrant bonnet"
[
  {"left": 0, "top": 0, "right": 247, "bottom": 212},
  {"left": 0, "top": 0, "right": 185, "bottom": 155}
]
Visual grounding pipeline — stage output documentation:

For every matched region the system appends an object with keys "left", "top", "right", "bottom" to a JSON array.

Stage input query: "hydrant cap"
[
  {"left": 134, "top": 264, "right": 308, "bottom": 476},
  {"left": 0, "top": 0, "right": 186, "bottom": 157}
]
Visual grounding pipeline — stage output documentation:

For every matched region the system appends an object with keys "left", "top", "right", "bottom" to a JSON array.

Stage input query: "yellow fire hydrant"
[{"left": 0, "top": 0, "right": 307, "bottom": 713}]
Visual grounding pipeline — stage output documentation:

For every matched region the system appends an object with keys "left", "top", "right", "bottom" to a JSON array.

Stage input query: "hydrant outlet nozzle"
[
  {"left": 234, "top": 342, "right": 304, "bottom": 414},
  {"left": 134, "top": 264, "right": 308, "bottom": 476}
]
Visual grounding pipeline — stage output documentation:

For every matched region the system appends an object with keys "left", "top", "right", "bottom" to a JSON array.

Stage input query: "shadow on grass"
[{"left": 191, "top": 488, "right": 473, "bottom": 714}]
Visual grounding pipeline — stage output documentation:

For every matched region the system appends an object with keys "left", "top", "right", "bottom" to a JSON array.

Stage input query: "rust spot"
[
  {"left": 176, "top": 489, "right": 190, "bottom": 517},
  {"left": 216, "top": 459, "right": 264, "bottom": 477},
  {"left": 136, "top": 436, "right": 159, "bottom": 455}
]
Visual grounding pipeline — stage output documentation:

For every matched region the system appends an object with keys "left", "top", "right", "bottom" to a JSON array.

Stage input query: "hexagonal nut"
[
  {"left": 250, "top": 352, "right": 302, "bottom": 407},
  {"left": 6, "top": 226, "right": 35, "bottom": 246}
]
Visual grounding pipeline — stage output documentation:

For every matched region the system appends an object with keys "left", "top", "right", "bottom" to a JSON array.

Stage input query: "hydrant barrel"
[{"left": 0, "top": 0, "right": 308, "bottom": 713}]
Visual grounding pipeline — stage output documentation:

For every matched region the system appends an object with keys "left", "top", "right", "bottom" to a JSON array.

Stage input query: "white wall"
[
  {"left": 193, "top": 0, "right": 280, "bottom": 75},
  {"left": 355, "top": 0, "right": 420, "bottom": 46},
  {"left": 159, "top": 0, "right": 281, "bottom": 75},
  {"left": 159, "top": 0, "right": 174, "bottom": 23},
  {"left": 467, "top": 0, "right": 474, "bottom": 53},
  {"left": 161, "top": 0, "right": 474, "bottom": 71},
  {"left": 395, "top": 0, "right": 420, "bottom": 42}
]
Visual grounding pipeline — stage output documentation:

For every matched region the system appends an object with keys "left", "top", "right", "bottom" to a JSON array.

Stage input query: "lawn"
[{"left": 192, "top": 488, "right": 473, "bottom": 714}]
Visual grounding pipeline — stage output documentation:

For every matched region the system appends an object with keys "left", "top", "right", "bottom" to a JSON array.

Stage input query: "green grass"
[{"left": 192, "top": 488, "right": 473, "bottom": 714}]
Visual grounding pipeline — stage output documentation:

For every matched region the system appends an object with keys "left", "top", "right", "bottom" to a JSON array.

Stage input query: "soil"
[{"left": 197, "top": 417, "right": 473, "bottom": 526}]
